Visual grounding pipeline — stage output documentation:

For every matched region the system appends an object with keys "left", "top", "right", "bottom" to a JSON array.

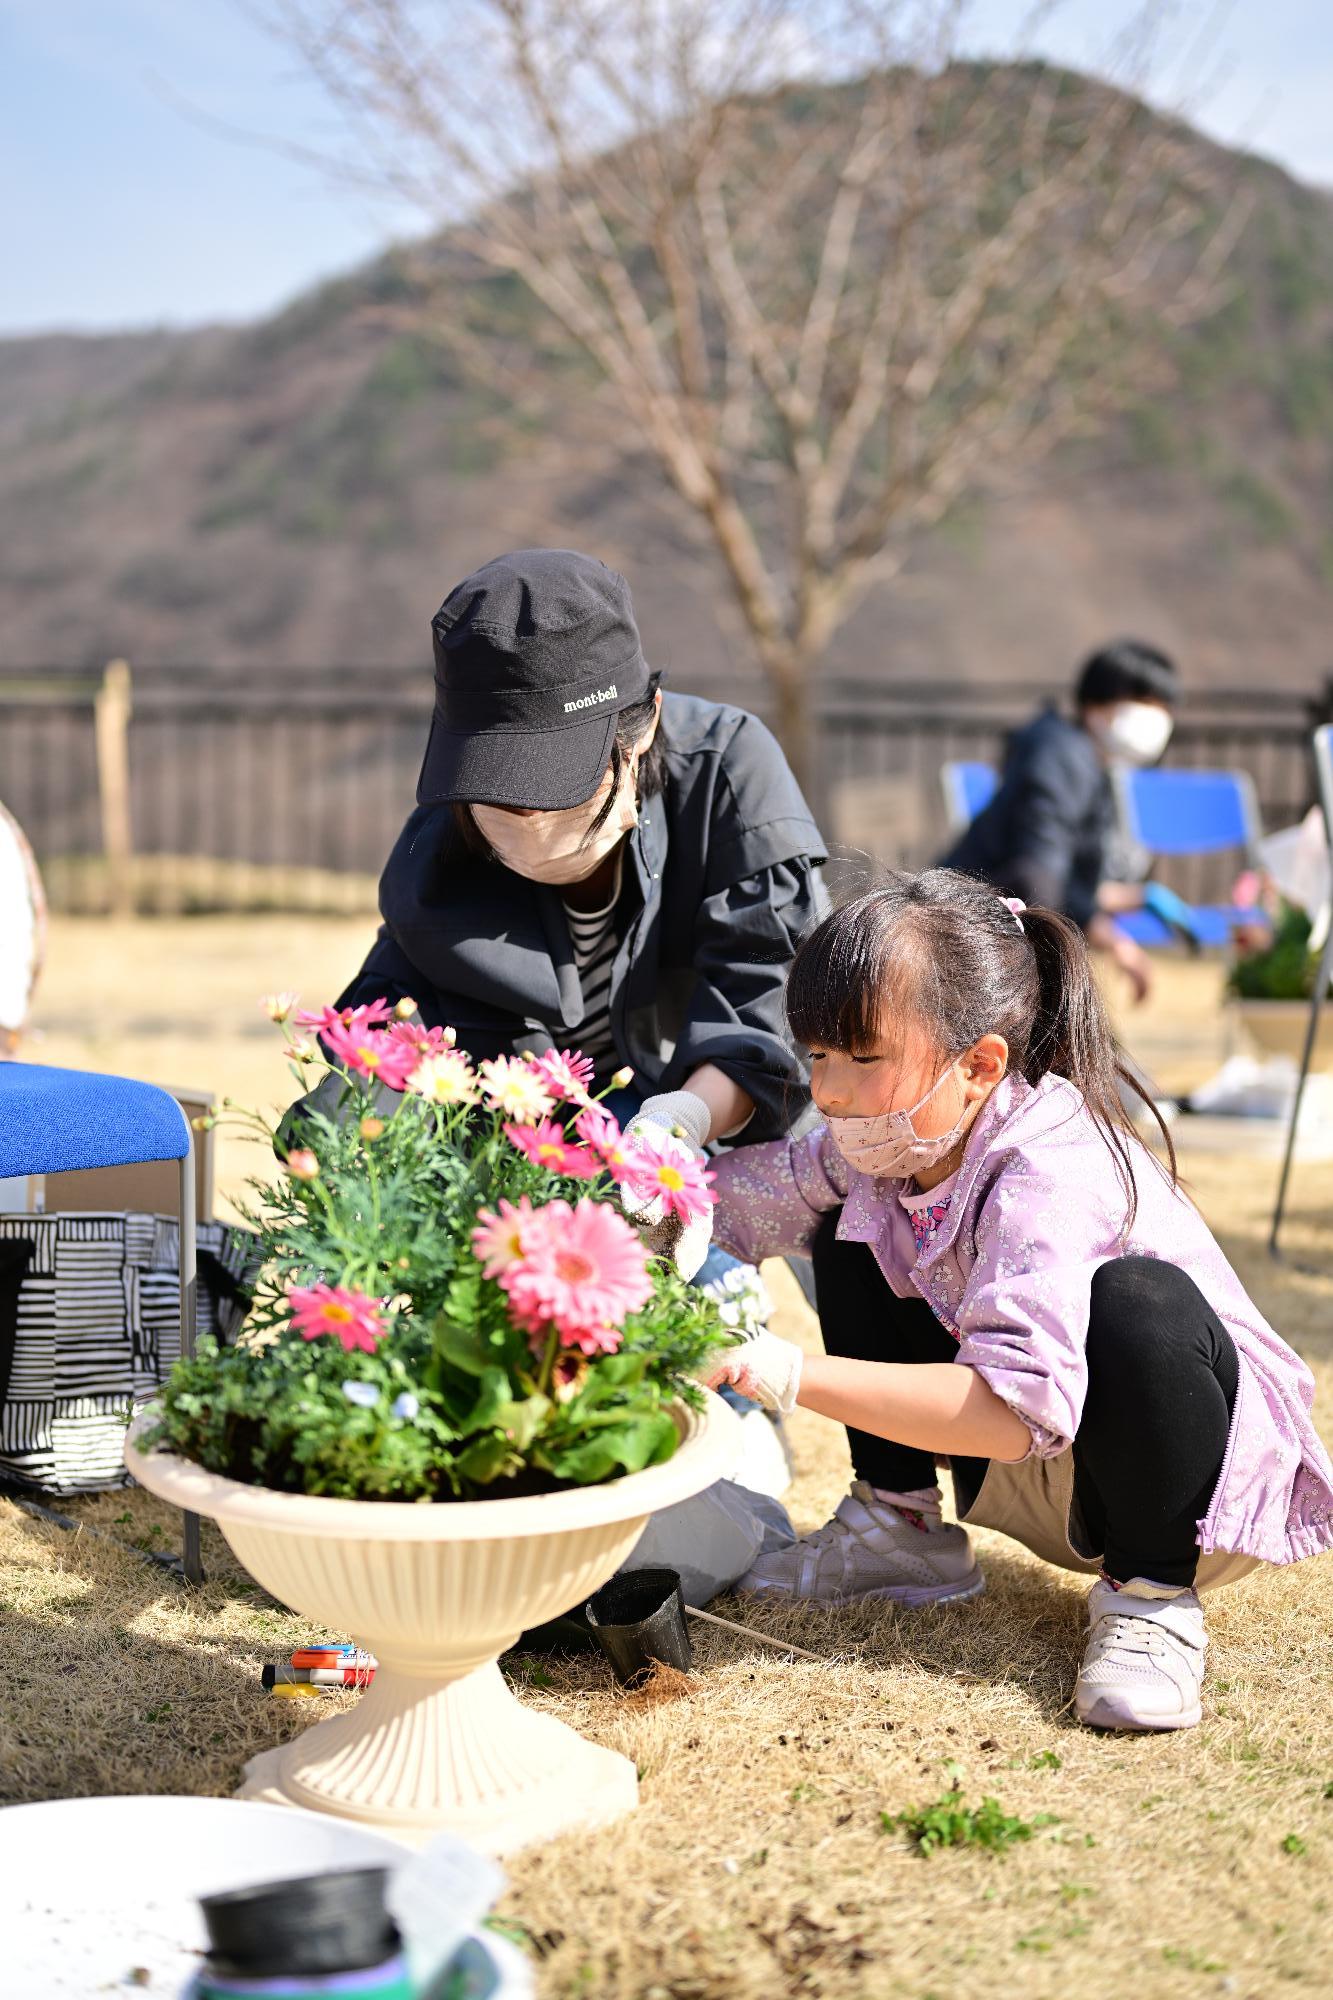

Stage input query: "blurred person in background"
[{"left": 942, "top": 640, "right": 1182, "bottom": 1002}]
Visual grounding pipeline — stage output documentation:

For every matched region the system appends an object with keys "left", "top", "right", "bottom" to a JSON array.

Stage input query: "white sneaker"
[
  {"left": 737, "top": 1479, "right": 985, "bottom": 1605},
  {"left": 1075, "top": 1577, "right": 1207, "bottom": 1732}
]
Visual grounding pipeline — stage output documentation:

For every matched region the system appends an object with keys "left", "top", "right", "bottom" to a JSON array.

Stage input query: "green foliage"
[
  {"left": 1280, "top": 351, "right": 1333, "bottom": 441},
  {"left": 1124, "top": 400, "right": 1180, "bottom": 468},
  {"left": 144, "top": 1049, "right": 732, "bottom": 1502},
  {"left": 1216, "top": 465, "right": 1296, "bottom": 545},
  {"left": 882, "top": 1787, "right": 1056, "bottom": 1857},
  {"left": 1228, "top": 904, "right": 1317, "bottom": 1002}
]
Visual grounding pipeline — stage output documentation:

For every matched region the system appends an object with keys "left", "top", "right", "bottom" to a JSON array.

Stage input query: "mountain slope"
[{"left": 3, "top": 71, "right": 1332, "bottom": 697}]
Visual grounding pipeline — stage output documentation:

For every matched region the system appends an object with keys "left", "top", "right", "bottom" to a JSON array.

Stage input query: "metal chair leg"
[
  {"left": 178, "top": 1138, "right": 203, "bottom": 1584},
  {"left": 1270, "top": 923, "right": 1333, "bottom": 1257}
]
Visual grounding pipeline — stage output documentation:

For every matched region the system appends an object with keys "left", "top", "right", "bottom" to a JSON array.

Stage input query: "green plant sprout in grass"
[{"left": 882, "top": 1783, "right": 1056, "bottom": 1857}]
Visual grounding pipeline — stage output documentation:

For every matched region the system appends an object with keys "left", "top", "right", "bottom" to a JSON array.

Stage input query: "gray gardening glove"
[{"left": 620, "top": 1090, "right": 714, "bottom": 1281}]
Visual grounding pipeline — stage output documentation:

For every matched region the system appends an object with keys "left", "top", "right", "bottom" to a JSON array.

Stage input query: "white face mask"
[
  {"left": 827, "top": 1062, "right": 971, "bottom": 1180},
  {"left": 1088, "top": 701, "right": 1173, "bottom": 766},
  {"left": 472, "top": 758, "right": 639, "bottom": 884}
]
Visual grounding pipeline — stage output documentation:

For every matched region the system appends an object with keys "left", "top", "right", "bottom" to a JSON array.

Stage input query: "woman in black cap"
[{"left": 327, "top": 547, "right": 827, "bottom": 1261}]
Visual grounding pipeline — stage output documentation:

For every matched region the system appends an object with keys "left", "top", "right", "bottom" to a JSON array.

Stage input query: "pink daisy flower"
[
  {"left": 386, "top": 1018, "right": 449, "bottom": 1060},
  {"left": 296, "top": 998, "right": 393, "bottom": 1035},
  {"left": 322, "top": 1019, "right": 420, "bottom": 1091},
  {"left": 504, "top": 1118, "right": 600, "bottom": 1180},
  {"left": 619, "top": 1127, "right": 716, "bottom": 1224},
  {"left": 573, "top": 1103, "right": 632, "bottom": 1181},
  {"left": 287, "top": 1281, "right": 386, "bottom": 1355},
  {"left": 498, "top": 1198, "right": 650, "bottom": 1354},
  {"left": 471, "top": 1197, "right": 541, "bottom": 1278},
  {"left": 531, "top": 1048, "right": 596, "bottom": 1105}
]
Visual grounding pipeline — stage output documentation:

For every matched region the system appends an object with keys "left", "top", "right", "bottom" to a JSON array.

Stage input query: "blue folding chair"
[
  {"left": 940, "top": 760, "right": 999, "bottom": 836},
  {"left": 0, "top": 1064, "right": 200, "bottom": 1581},
  {"left": 1113, "top": 766, "right": 1264, "bottom": 948}
]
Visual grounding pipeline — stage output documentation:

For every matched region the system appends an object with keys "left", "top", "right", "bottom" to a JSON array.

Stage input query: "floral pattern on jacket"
[{"left": 711, "top": 1071, "right": 1333, "bottom": 1567}]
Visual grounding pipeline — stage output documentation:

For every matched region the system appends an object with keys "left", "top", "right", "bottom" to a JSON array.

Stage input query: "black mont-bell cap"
[{"left": 418, "top": 547, "right": 652, "bottom": 810}]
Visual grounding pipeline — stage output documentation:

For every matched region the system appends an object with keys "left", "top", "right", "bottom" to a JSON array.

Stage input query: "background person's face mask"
[
  {"left": 472, "top": 758, "right": 639, "bottom": 884},
  {"left": 1088, "top": 701, "right": 1174, "bottom": 766},
  {"left": 827, "top": 1061, "right": 971, "bottom": 1179}
]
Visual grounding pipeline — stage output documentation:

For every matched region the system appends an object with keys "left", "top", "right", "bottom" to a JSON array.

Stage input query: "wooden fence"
[{"left": 0, "top": 664, "right": 1328, "bottom": 913}]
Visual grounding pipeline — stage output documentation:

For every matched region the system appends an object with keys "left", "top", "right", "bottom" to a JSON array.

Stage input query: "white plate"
[{"left": 0, "top": 1795, "right": 532, "bottom": 1997}]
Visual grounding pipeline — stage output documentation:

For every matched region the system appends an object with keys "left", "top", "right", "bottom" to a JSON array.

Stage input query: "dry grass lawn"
[{"left": 4, "top": 919, "right": 1332, "bottom": 1998}]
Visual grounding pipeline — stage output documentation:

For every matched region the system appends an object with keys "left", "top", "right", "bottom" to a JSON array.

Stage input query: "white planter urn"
[{"left": 126, "top": 1395, "right": 738, "bottom": 1855}]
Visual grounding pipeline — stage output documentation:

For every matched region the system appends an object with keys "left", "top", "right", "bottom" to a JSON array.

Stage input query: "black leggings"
[{"left": 810, "top": 1214, "right": 1240, "bottom": 1587}]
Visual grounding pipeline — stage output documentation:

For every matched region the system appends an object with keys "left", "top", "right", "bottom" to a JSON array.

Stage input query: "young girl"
[{"left": 702, "top": 870, "right": 1333, "bottom": 1732}]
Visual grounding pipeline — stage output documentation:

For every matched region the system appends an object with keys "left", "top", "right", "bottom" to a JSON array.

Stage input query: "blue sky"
[{"left": 2, "top": 1, "right": 1330, "bottom": 336}]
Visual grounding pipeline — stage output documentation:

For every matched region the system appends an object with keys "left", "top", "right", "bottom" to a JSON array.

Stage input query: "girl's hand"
[{"left": 702, "top": 1330, "right": 803, "bottom": 1416}]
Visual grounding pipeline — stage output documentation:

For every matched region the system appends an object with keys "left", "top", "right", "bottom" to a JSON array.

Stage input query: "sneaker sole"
[
  {"left": 738, "top": 1565, "right": 986, "bottom": 1608},
  {"left": 1075, "top": 1692, "right": 1202, "bottom": 1733}
]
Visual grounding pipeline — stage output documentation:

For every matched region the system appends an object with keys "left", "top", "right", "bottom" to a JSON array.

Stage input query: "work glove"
[
  {"left": 1141, "top": 881, "right": 1206, "bottom": 951},
  {"left": 701, "top": 1328, "right": 803, "bottom": 1417},
  {"left": 620, "top": 1090, "right": 714, "bottom": 1281}
]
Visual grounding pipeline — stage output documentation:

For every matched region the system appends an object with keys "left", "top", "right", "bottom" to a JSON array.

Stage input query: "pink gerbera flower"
[
  {"left": 287, "top": 1281, "right": 386, "bottom": 1354},
  {"left": 471, "top": 1196, "right": 541, "bottom": 1277},
  {"left": 573, "top": 1103, "right": 632, "bottom": 1181},
  {"left": 504, "top": 1118, "right": 600, "bottom": 1179},
  {"left": 498, "top": 1198, "right": 651, "bottom": 1355},
  {"left": 619, "top": 1127, "right": 716, "bottom": 1224},
  {"left": 531, "top": 1048, "right": 596, "bottom": 1105}
]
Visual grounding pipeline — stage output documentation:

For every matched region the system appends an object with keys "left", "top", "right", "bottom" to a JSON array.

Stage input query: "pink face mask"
[{"left": 826, "top": 1062, "right": 970, "bottom": 1179}]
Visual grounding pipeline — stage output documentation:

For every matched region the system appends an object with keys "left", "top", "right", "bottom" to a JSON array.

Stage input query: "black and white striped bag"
[{"left": 0, "top": 1212, "right": 261, "bottom": 1494}]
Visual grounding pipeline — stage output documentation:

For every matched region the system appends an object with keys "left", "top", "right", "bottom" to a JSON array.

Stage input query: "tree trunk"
[{"left": 765, "top": 652, "right": 826, "bottom": 829}]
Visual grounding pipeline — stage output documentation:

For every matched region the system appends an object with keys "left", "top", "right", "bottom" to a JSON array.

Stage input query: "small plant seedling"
[
  {"left": 1163, "top": 1947, "right": 1226, "bottom": 1973},
  {"left": 1281, "top": 1833, "right": 1307, "bottom": 1856},
  {"left": 144, "top": 1703, "right": 172, "bottom": 1723},
  {"left": 789, "top": 1781, "right": 821, "bottom": 1805},
  {"left": 883, "top": 1789, "right": 1056, "bottom": 1857},
  {"left": 1016, "top": 1931, "right": 1053, "bottom": 1953},
  {"left": 1058, "top": 1883, "right": 1092, "bottom": 1903},
  {"left": 1323, "top": 1781, "right": 1333, "bottom": 1800},
  {"left": 112, "top": 1511, "right": 134, "bottom": 1526},
  {"left": 1030, "top": 1749, "right": 1062, "bottom": 1771}
]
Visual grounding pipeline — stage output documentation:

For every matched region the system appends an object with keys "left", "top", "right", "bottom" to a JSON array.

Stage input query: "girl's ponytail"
[
  {"left": 1009, "top": 905, "right": 1175, "bottom": 1226},
  {"left": 786, "top": 870, "right": 1175, "bottom": 1234}
]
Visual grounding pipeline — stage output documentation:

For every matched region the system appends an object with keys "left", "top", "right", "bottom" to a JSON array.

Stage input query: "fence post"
[{"left": 94, "top": 658, "right": 134, "bottom": 918}]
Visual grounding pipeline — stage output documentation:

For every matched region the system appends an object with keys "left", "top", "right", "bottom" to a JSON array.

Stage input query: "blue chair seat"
[
  {"left": 0, "top": 1064, "right": 190, "bottom": 1179},
  {"left": 1115, "top": 904, "right": 1265, "bottom": 951},
  {"left": 0, "top": 1061, "right": 199, "bottom": 1579}
]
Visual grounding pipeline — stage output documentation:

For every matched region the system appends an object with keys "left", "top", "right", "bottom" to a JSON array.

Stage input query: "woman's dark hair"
[
  {"left": 453, "top": 674, "right": 666, "bottom": 857},
  {"left": 786, "top": 868, "right": 1175, "bottom": 1228},
  {"left": 1075, "top": 639, "right": 1179, "bottom": 711}
]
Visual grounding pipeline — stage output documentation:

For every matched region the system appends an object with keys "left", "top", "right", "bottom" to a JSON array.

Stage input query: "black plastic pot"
[
  {"left": 199, "top": 1865, "right": 400, "bottom": 1980},
  {"left": 585, "top": 1566, "right": 693, "bottom": 1686}
]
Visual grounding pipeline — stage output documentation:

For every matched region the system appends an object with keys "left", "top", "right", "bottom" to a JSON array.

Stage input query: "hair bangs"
[{"left": 787, "top": 897, "right": 906, "bottom": 1054}]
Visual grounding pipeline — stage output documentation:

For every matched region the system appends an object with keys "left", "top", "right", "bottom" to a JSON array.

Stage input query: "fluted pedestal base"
[{"left": 238, "top": 1660, "right": 637, "bottom": 1853}]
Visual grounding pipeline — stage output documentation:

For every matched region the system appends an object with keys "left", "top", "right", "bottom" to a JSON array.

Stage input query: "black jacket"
[
  {"left": 942, "top": 708, "right": 1112, "bottom": 927},
  {"left": 332, "top": 693, "right": 828, "bottom": 1141}
]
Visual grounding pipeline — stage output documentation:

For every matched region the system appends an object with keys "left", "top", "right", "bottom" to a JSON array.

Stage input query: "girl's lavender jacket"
[{"left": 713, "top": 1072, "right": 1333, "bottom": 1567}]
